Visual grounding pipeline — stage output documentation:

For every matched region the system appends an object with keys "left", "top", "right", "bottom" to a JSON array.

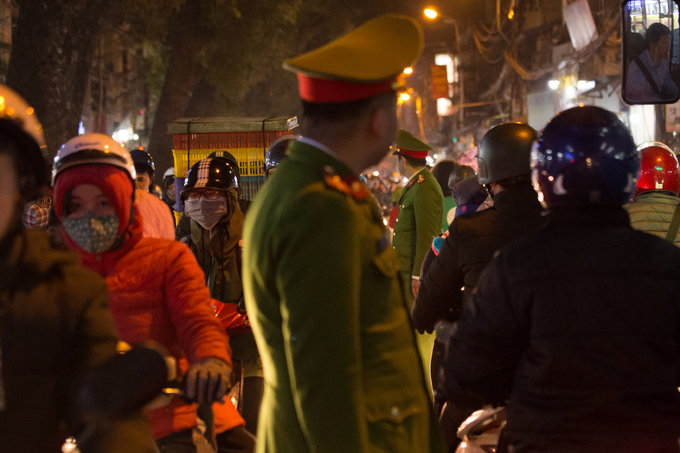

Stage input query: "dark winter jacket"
[
  {"left": 189, "top": 189, "right": 244, "bottom": 306},
  {"left": 175, "top": 212, "right": 191, "bottom": 242},
  {"left": 187, "top": 190, "right": 261, "bottom": 378},
  {"left": 446, "top": 207, "right": 680, "bottom": 452},
  {"left": 0, "top": 229, "right": 123, "bottom": 452},
  {"left": 412, "top": 185, "right": 545, "bottom": 333}
]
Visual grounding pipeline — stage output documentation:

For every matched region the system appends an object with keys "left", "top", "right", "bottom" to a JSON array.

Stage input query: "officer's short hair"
[
  {"left": 399, "top": 153, "right": 427, "bottom": 168},
  {"left": 647, "top": 23, "right": 671, "bottom": 44},
  {"left": 302, "top": 91, "right": 397, "bottom": 124}
]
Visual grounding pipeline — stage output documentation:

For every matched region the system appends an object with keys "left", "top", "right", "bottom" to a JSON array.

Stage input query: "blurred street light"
[
  {"left": 423, "top": 7, "right": 464, "bottom": 124},
  {"left": 404, "top": 67, "right": 413, "bottom": 75},
  {"left": 424, "top": 8, "right": 438, "bottom": 19},
  {"left": 423, "top": 8, "right": 460, "bottom": 54}
]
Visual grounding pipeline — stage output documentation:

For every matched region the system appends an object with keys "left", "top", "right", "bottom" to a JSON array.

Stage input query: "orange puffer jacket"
[
  {"left": 81, "top": 218, "right": 245, "bottom": 438},
  {"left": 54, "top": 165, "right": 245, "bottom": 439}
]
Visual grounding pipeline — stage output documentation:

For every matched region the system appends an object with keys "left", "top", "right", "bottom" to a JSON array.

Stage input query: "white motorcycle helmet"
[
  {"left": 0, "top": 85, "right": 49, "bottom": 200},
  {"left": 52, "top": 133, "right": 136, "bottom": 185},
  {"left": 0, "top": 86, "right": 47, "bottom": 151}
]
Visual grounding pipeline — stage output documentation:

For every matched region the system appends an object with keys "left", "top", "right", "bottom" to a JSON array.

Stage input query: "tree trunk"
[
  {"left": 184, "top": 73, "right": 220, "bottom": 119},
  {"left": 7, "top": 0, "right": 114, "bottom": 157},
  {"left": 146, "top": 3, "right": 211, "bottom": 177}
]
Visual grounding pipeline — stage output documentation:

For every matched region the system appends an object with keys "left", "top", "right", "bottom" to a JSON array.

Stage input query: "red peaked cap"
[
  {"left": 53, "top": 164, "right": 134, "bottom": 240},
  {"left": 394, "top": 147, "right": 430, "bottom": 159},
  {"left": 297, "top": 74, "right": 396, "bottom": 103}
]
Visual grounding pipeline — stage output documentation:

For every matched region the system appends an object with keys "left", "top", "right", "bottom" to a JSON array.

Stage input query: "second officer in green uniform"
[
  {"left": 391, "top": 130, "right": 444, "bottom": 392},
  {"left": 392, "top": 129, "right": 444, "bottom": 297}
]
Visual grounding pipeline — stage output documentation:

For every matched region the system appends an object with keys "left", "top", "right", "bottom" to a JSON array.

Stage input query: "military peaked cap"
[
  {"left": 284, "top": 14, "right": 423, "bottom": 104},
  {"left": 393, "top": 129, "right": 432, "bottom": 159}
]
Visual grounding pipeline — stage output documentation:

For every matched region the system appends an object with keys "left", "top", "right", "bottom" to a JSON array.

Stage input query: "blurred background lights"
[{"left": 424, "top": 8, "right": 438, "bottom": 19}]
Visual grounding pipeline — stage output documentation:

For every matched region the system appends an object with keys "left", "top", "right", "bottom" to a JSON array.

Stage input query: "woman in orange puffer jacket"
[{"left": 52, "top": 133, "right": 255, "bottom": 453}]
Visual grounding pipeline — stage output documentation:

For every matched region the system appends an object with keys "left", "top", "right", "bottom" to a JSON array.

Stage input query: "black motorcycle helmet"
[
  {"left": 263, "top": 134, "right": 298, "bottom": 179},
  {"left": 180, "top": 157, "right": 239, "bottom": 203},
  {"left": 431, "top": 160, "right": 455, "bottom": 197},
  {"left": 448, "top": 164, "right": 476, "bottom": 191},
  {"left": 534, "top": 106, "right": 639, "bottom": 208},
  {"left": 477, "top": 123, "right": 538, "bottom": 185},
  {"left": 130, "top": 148, "right": 155, "bottom": 177},
  {"left": 208, "top": 150, "right": 241, "bottom": 185}
]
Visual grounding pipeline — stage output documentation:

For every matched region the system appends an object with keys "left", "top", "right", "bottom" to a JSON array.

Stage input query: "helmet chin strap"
[{"left": 484, "top": 183, "right": 495, "bottom": 199}]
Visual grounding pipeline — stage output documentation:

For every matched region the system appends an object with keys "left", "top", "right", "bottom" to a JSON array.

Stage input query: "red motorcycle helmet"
[{"left": 635, "top": 142, "right": 680, "bottom": 196}]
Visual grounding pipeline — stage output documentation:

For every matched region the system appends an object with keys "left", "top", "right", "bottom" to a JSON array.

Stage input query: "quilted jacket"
[
  {"left": 624, "top": 190, "right": 680, "bottom": 246},
  {"left": 53, "top": 164, "right": 244, "bottom": 439}
]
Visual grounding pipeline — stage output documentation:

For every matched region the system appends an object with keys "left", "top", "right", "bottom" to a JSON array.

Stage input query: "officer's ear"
[{"left": 367, "top": 106, "right": 396, "bottom": 148}]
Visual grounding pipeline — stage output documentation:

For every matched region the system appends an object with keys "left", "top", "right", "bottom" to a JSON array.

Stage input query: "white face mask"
[{"left": 184, "top": 197, "right": 228, "bottom": 230}]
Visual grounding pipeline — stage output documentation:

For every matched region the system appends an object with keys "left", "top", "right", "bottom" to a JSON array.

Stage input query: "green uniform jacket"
[
  {"left": 393, "top": 168, "right": 444, "bottom": 279},
  {"left": 243, "top": 141, "right": 443, "bottom": 453}
]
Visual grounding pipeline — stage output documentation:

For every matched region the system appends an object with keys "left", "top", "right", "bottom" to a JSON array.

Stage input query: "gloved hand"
[{"left": 185, "top": 357, "right": 231, "bottom": 405}]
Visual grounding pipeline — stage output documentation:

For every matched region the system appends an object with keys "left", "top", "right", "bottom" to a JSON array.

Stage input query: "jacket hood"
[
  {"left": 452, "top": 175, "right": 487, "bottom": 207},
  {"left": 53, "top": 164, "right": 142, "bottom": 258}
]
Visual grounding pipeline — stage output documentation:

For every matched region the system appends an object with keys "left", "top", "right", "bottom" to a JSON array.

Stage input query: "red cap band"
[
  {"left": 297, "top": 74, "right": 395, "bottom": 103},
  {"left": 396, "top": 147, "right": 429, "bottom": 159}
]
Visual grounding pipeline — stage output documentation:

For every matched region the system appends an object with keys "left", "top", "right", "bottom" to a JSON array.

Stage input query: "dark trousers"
[
  {"left": 156, "top": 426, "right": 256, "bottom": 453},
  {"left": 241, "top": 377, "right": 264, "bottom": 435}
]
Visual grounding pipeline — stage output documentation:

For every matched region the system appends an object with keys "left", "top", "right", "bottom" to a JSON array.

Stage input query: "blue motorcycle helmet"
[
  {"left": 263, "top": 134, "right": 298, "bottom": 179},
  {"left": 533, "top": 106, "right": 640, "bottom": 208}
]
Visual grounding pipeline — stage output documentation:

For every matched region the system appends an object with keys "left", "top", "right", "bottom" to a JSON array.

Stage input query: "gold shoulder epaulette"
[{"left": 322, "top": 166, "right": 370, "bottom": 201}]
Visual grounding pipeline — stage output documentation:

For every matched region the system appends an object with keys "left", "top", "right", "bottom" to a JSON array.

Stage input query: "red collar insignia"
[{"left": 323, "top": 166, "right": 370, "bottom": 200}]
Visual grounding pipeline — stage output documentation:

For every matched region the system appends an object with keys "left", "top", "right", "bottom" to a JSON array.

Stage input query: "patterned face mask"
[{"left": 61, "top": 212, "right": 119, "bottom": 254}]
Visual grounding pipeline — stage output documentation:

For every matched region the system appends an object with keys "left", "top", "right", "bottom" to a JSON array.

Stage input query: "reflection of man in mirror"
[{"left": 627, "top": 23, "right": 679, "bottom": 102}]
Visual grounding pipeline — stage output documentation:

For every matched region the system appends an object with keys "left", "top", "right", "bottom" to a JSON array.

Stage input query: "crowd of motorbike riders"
[{"left": 5, "top": 74, "right": 680, "bottom": 453}]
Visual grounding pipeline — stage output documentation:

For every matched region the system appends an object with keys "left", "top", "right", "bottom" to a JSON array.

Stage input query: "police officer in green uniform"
[
  {"left": 242, "top": 14, "right": 444, "bottom": 453},
  {"left": 392, "top": 130, "right": 444, "bottom": 297},
  {"left": 391, "top": 130, "right": 444, "bottom": 393}
]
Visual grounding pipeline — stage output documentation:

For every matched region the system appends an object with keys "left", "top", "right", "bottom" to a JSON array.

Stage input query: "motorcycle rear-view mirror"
[{"left": 622, "top": 0, "right": 680, "bottom": 105}]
